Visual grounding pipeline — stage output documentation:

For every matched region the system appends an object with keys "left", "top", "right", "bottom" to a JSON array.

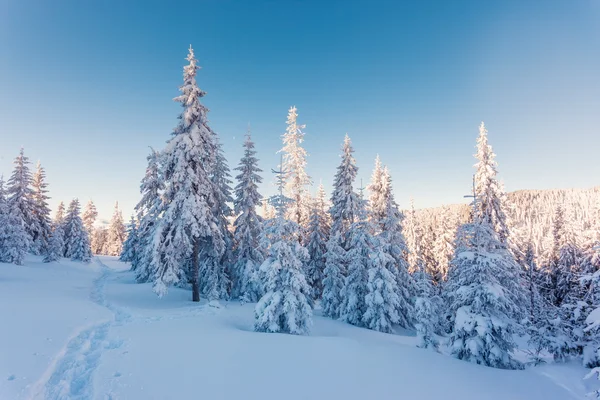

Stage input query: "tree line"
[
  {"left": 119, "top": 46, "right": 600, "bottom": 372},
  {"left": 0, "top": 150, "right": 127, "bottom": 263}
]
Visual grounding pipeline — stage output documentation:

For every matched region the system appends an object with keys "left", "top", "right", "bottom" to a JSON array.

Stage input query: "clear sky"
[{"left": 1, "top": 0, "right": 599, "bottom": 222}]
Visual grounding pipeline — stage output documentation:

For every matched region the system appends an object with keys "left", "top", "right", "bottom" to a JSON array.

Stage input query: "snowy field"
[{"left": 0, "top": 256, "right": 593, "bottom": 400}]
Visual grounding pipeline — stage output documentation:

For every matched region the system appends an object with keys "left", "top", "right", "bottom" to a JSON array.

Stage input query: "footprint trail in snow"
[{"left": 32, "top": 259, "right": 131, "bottom": 400}]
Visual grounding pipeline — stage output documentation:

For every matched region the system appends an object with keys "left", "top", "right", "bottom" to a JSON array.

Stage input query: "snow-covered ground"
[{"left": 0, "top": 256, "right": 594, "bottom": 400}]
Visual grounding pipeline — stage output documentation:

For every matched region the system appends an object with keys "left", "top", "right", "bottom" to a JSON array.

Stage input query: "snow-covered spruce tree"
[
  {"left": 104, "top": 202, "right": 126, "bottom": 256},
  {"left": 322, "top": 135, "right": 361, "bottom": 319},
  {"left": 542, "top": 205, "right": 583, "bottom": 308},
  {"left": 403, "top": 199, "right": 422, "bottom": 274},
  {"left": 363, "top": 233, "right": 402, "bottom": 333},
  {"left": 367, "top": 155, "right": 386, "bottom": 224},
  {"left": 63, "top": 199, "right": 92, "bottom": 262},
  {"left": 413, "top": 265, "right": 440, "bottom": 349},
  {"left": 91, "top": 227, "right": 107, "bottom": 255},
  {"left": 120, "top": 216, "right": 138, "bottom": 263},
  {"left": 433, "top": 205, "right": 455, "bottom": 282},
  {"left": 7, "top": 148, "right": 35, "bottom": 245},
  {"left": 53, "top": 201, "right": 66, "bottom": 253},
  {"left": 31, "top": 161, "right": 52, "bottom": 255},
  {"left": 322, "top": 232, "right": 346, "bottom": 318},
  {"left": 43, "top": 222, "right": 65, "bottom": 263},
  {"left": 0, "top": 177, "right": 30, "bottom": 265},
  {"left": 523, "top": 240, "right": 562, "bottom": 365},
  {"left": 200, "top": 137, "right": 233, "bottom": 302},
  {"left": 340, "top": 213, "right": 373, "bottom": 327},
  {"left": 374, "top": 167, "right": 414, "bottom": 328},
  {"left": 474, "top": 122, "right": 510, "bottom": 245},
  {"left": 473, "top": 122, "right": 526, "bottom": 320},
  {"left": 232, "top": 131, "right": 264, "bottom": 303},
  {"left": 280, "top": 106, "right": 311, "bottom": 228},
  {"left": 132, "top": 147, "right": 163, "bottom": 282},
  {"left": 446, "top": 212, "right": 524, "bottom": 369},
  {"left": 82, "top": 200, "right": 98, "bottom": 237},
  {"left": 254, "top": 169, "right": 312, "bottom": 335},
  {"left": 305, "top": 183, "right": 330, "bottom": 300},
  {"left": 421, "top": 220, "right": 440, "bottom": 284},
  {"left": 150, "top": 46, "right": 224, "bottom": 301}
]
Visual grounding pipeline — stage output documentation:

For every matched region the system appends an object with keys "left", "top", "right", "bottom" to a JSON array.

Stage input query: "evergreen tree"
[
  {"left": 54, "top": 201, "right": 66, "bottom": 227},
  {"left": 363, "top": 234, "right": 402, "bottom": 333},
  {"left": 322, "top": 233, "right": 346, "bottom": 318},
  {"left": 82, "top": 200, "right": 98, "bottom": 237},
  {"left": 323, "top": 135, "right": 361, "bottom": 318},
  {"left": 305, "top": 183, "right": 330, "bottom": 300},
  {"left": 200, "top": 137, "right": 233, "bottom": 302},
  {"left": 232, "top": 131, "right": 264, "bottom": 303},
  {"left": 132, "top": 148, "right": 163, "bottom": 282},
  {"left": 53, "top": 201, "right": 67, "bottom": 256},
  {"left": 43, "top": 223, "right": 65, "bottom": 263},
  {"left": 367, "top": 155, "right": 386, "bottom": 224},
  {"left": 104, "top": 202, "right": 126, "bottom": 256},
  {"left": 120, "top": 216, "right": 138, "bottom": 263},
  {"left": 433, "top": 205, "right": 455, "bottom": 282},
  {"left": 0, "top": 177, "right": 30, "bottom": 265},
  {"left": 254, "top": 166, "right": 312, "bottom": 335},
  {"left": 446, "top": 213, "right": 524, "bottom": 370},
  {"left": 403, "top": 199, "right": 423, "bottom": 274},
  {"left": 150, "top": 46, "right": 224, "bottom": 301},
  {"left": 474, "top": 122, "right": 510, "bottom": 244},
  {"left": 91, "top": 227, "right": 107, "bottom": 255},
  {"left": 7, "top": 148, "right": 35, "bottom": 245},
  {"left": 328, "top": 134, "right": 361, "bottom": 241},
  {"left": 340, "top": 217, "right": 372, "bottom": 327},
  {"left": 472, "top": 122, "right": 526, "bottom": 321},
  {"left": 413, "top": 265, "right": 440, "bottom": 349},
  {"left": 63, "top": 199, "right": 92, "bottom": 262},
  {"left": 377, "top": 167, "right": 414, "bottom": 328},
  {"left": 31, "top": 161, "right": 52, "bottom": 255},
  {"left": 280, "top": 106, "right": 311, "bottom": 227}
]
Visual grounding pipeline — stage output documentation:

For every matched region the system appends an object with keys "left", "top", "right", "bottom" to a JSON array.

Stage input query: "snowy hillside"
[{"left": 0, "top": 256, "right": 593, "bottom": 400}]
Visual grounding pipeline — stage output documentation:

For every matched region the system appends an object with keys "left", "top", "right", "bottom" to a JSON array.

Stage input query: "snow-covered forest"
[{"left": 1, "top": 45, "right": 599, "bottom": 398}]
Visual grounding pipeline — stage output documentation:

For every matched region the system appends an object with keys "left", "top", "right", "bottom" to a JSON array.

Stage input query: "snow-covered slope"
[{"left": 0, "top": 257, "right": 592, "bottom": 399}]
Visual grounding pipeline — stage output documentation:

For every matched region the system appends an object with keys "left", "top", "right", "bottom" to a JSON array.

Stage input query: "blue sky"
[{"left": 1, "top": 0, "right": 599, "bottom": 222}]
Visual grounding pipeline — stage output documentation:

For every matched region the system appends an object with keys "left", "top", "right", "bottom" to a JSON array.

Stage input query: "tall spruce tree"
[
  {"left": 254, "top": 162, "right": 312, "bottom": 335},
  {"left": 200, "top": 137, "right": 233, "bottom": 302},
  {"left": 132, "top": 148, "right": 163, "bottom": 282},
  {"left": 367, "top": 155, "right": 386, "bottom": 224},
  {"left": 340, "top": 213, "right": 373, "bottom": 327},
  {"left": 376, "top": 167, "right": 414, "bottom": 328},
  {"left": 0, "top": 177, "right": 30, "bottom": 265},
  {"left": 232, "top": 131, "right": 264, "bottom": 303},
  {"left": 63, "top": 199, "right": 92, "bottom": 262},
  {"left": 474, "top": 122, "right": 510, "bottom": 244},
  {"left": 305, "top": 183, "right": 330, "bottom": 300},
  {"left": 120, "top": 215, "right": 138, "bottom": 263},
  {"left": 404, "top": 199, "right": 423, "bottom": 274},
  {"left": 150, "top": 46, "right": 224, "bottom": 301},
  {"left": 363, "top": 235, "right": 402, "bottom": 334},
  {"left": 447, "top": 210, "right": 524, "bottom": 369},
  {"left": 322, "top": 135, "right": 361, "bottom": 319},
  {"left": 82, "top": 200, "right": 98, "bottom": 237},
  {"left": 413, "top": 264, "right": 440, "bottom": 349},
  {"left": 30, "top": 162, "right": 52, "bottom": 255},
  {"left": 280, "top": 106, "right": 311, "bottom": 228},
  {"left": 104, "top": 202, "right": 126, "bottom": 256},
  {"left": 433, "top": 205, "right": 455, "bottom": 282},
  {"left": 7, "top": 148, "right": 35, "bottom": 246}
]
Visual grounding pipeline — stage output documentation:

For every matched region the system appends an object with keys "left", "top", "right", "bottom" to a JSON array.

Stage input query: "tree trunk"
[{"left": 192, "top": 238, "right": 200, "bottom": 302}]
